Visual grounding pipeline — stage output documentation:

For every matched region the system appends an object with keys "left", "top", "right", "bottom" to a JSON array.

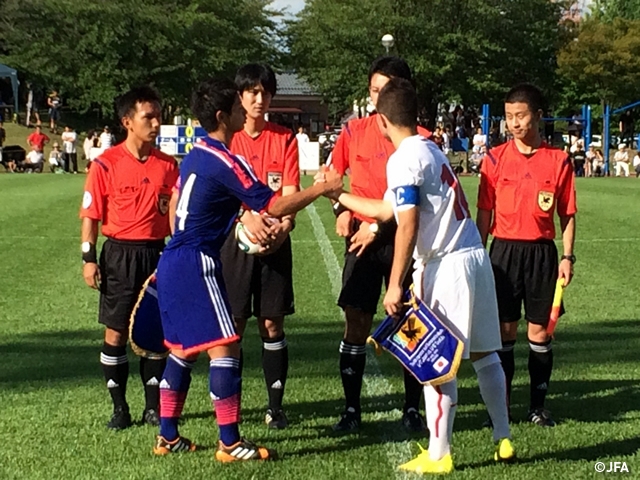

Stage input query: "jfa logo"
[{"left": 595, "top": 461, "right": 630, "bottom": 473}]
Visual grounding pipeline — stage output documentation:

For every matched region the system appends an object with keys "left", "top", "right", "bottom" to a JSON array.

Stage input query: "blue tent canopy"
[{"left": 0, "top": 63, "right": 20, "bottom": 115}]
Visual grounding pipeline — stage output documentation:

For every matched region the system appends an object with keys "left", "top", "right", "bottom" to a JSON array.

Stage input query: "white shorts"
[{"left": 413, "top": 247, "right": 502, "bottom": 359}]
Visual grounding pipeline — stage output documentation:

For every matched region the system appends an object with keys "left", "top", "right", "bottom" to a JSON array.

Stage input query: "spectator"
[
  {"left": 21, "top": 145, "right": 44, "bottom": 173},
  {"left": 442, "top": 126, "right": 451, "bottom": 154},
  {"left": 25, "top": 83, "right": 41, "bottom": 128},
  {"left": 432, "top": 126, "right": 443, "bottom": 150},
  {"left": 48, "top": 142, "right": 65, "bottom": 173},
  {"left": 83, "top": 129, "right": 96, "bottom": 165},
  {"left": 0, "top": 120, "right": 5, "bottom": 168},
  {"left": 614, "top": 143, "right": 630, "bottom": 177},
  {"left": 47, "top": 90, "right": 62, "bottom": 134},
  {"left": 27, "top": 125, "right": 50, "bottom": 152},
  {"left": 61, "top": 125, "right": 78, "bottom": 174},
  {"left": 98, "top": 126, "right": 115, "bottom": 150},
  {"left": 593, "top": 149, "right": 605, "bottom": 177},
  {"left": 571, "top": 142, "right": 586, "bottom": 177},
  {"left": 585, "top": 144, "right": 596, "bottom": 177},
  {"left": 472, "top": 126, "right": 487, "bottom": 154},
  {"left": 619, "top": 110, "right": 635, "bottom": 145},
  {"left": 89, "top": 137, "right": 102, "bottom": 162},
  {"left": 633, "top": 150, "right": 640, "bottom": 178},
  {"left": 296, "top": 126, "right": 310, "bottom": 143}
]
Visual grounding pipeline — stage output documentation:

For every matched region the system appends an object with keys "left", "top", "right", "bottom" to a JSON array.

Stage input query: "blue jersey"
[{"left": 166, "top": 136, "right": 275, "bottom": 257}]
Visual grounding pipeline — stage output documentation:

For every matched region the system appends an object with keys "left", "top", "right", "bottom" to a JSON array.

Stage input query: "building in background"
[{"left": 269, "top": 73, "right": 328, "bottom": 138}]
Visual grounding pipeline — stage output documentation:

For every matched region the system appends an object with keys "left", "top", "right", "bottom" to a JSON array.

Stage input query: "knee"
[
  {"left": 105, "top": 328, "right": 128, "bottom": 346},
  {"left": 500, "top": 322, "right": 518, "bottom": 342},
  {"left": 527, "top": 323, "right": 550, "bottom": 344},
  {"left": 344, "top": 308, "right": 373, "bottom": 343},
  {"left": 259, "top": 317, "right": 284, "bottom": 338}
]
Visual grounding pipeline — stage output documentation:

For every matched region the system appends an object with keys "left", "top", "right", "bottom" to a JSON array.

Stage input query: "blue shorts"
[{"left": 156, "top": 248, "right": 239, "bottom": 355}]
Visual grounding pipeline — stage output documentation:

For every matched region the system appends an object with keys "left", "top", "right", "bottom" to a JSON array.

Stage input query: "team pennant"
[{"left": 129, "top": 273, "right": 169, "bottom": 359}]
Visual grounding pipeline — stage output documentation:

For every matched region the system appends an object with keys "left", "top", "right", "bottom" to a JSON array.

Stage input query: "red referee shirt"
[
  {"left": 230, "top": 122, "right": 300, "bottom": 197},
  {"left": 478, "top": 140, "right": 577, "bottom": 241},
  {"left": 332, "top": 115, "right": 431, "bottom": 223},
  {"left": 80, "top": 144, "right": 179, "bottom": 240}
]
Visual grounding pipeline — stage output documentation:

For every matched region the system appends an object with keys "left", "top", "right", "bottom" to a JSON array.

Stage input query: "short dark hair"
[
  {"left": 368, "top": 56, "right": 412, "bottom": 84},
  {"left": 505, "top": 83, "right": 546, "bottom": 114},
  {"left": 191, "top": 78, "right": 238, "bottom": 133},
  {"left": 376, "top": 77, "right": 418, "bottom": 128},
  {"left": 235, "top": 64, "right": 277, "bottom": 97},
  {"left": 115, "top": 86, "right": 161, "bottom": 120}
]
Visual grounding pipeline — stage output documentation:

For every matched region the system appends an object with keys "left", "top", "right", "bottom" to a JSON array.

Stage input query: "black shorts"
[
  {"left": 489, "top": 238, "right": 563, "bottom": 325},
  {"left": 338, "top": 219, "right": 402, "bottom": 315},
  {"left": 220, "top": 232, "right": 294, "bottom": 319},
  {"left": 98, "top": 238, "right": 164, "bottom": 330}
]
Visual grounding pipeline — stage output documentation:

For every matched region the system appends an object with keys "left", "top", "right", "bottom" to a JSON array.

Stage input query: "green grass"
[{"left": 1, "top": 174, "right": 640, "bottom": 479}]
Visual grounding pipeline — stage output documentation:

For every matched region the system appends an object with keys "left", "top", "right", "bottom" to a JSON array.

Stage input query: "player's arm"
[
  {"left": 476, "top": 209, "right": 493, "bottom": 247},
  {"left": 169, "top": 191, "right": 178, "bottom": 235},
  {"left": 330, "top": 127, "right": 353, "bottom": 237},
  {"left": 476, "top": 153, "right": 495, "bottom": 247},
  {"left": 266, "top": 175, "right": 341, "bottom": 218},
  {"left": 384, "top": 206, "right": 419, "bottom": 317},
  {"left": 336, "top": 192, "right": 394, "bottom": 222},
  {"left": 557, "top": 156, "right": 577, "bottom": 287},
  {"left": 80, "top": 161, "right": 107, "bottom": 289}
]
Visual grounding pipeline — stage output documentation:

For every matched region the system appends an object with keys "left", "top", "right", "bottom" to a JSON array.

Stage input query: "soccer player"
[
  {"left": 327, "top": 77, "right": 514, "bottom": 473},
  {"left": 80, "top": 86, "right": 179, "bottom": 430},
  {"left": 330, "top": 56, "right": 429, "bottom": 432},
  {"left": 477, "top": 84, "right": 577, "bottom": 427},
  {"left": 220, "top": 64, "right": 300, "bottom": 429},
  {"left": 153, "top": 78, "right": 342, "bottom": 459}
]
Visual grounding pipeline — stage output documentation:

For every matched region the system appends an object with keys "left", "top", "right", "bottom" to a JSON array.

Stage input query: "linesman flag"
[
  {"left": 368, "top": 289, "right": 463, "bottom": 386},
  {"left": 546, "top": 278, "right": 566, "bottom": 337},
  {"left": 129, "top": 273, "right": 169, "bottom": 359}
]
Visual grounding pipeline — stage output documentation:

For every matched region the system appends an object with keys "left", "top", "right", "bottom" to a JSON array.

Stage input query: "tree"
[
  {"left": 0, "top": 0, "right": 278, "bottom": 116},
  {"left": 557, "top": 18, "right": 640, "bottom": 108},
  {"left": 287, "top": 0, "right": 571, "bottom": 123},
  {"left": 591, "top": 0, "right": 640, "bottom": 21}
]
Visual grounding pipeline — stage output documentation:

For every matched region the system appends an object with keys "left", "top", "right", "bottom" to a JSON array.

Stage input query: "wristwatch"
[
  {"left": 561, "top": 254, "right": 576, "bottom": 264},
  {"left": 369, "top": 223, "right": 379, "bottom": 235}
]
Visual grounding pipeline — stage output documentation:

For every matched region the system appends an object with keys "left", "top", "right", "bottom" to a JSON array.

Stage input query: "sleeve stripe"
[
  {"left": 487, "top": 151, "right": 498, "bottom": 166},
  {"left": 93, "top": 158, "right": 109, "bottom": 171}
]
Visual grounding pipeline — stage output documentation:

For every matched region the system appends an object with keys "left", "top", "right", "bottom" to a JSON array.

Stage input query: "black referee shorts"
[
  {"left": 220, "top": 232, "right": 294, "bottom": 320},
  {"left": 489, "top": 238, "right": 564, "bottom": 325},
  {"left": 338, "top": 219, "right": 402, "bottom": 315},
  {"left": 98, "top": 238, "right": 164, "bottom": 331}
]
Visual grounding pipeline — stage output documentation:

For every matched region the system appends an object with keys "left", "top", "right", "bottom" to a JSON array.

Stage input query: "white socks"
[
  {"left": 423, "top": 379, "right": 457, "bottom": 460},
  {"left": 473, "top": 352, "right": 511, "bottom": 442}
]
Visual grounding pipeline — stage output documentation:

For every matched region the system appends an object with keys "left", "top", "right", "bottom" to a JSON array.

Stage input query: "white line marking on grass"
[{"left": 306, "top": 204, "right": 413, "bottom": 478}]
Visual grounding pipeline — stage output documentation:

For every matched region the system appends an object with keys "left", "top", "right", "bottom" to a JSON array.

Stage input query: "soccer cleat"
[
  {"left": 527, "top": 408, "right": 556, "bottom": 427},
  {"left": 142, "top": 408, "right": 160, "bottom": 426},
  {"left": 215, "top": 438, "right": 275, "bottom": 462},
  {"left": 494, "top": 438, "right": 516, "bottom": 463},
  {"left": 398, "top": 444, "right": 454, "bottom": 474},
  {"left": 402, "top": 408, "right": 427, "bottom": 433},
  {"left": 153, "top": 435, "right": 196, "bottom": 455},
  {"left": 265, "top": 408, "right": 288, "bottom": 429},
  {"left": 107, "top": 406, "right": 132, "bottom": 430},
  {"left": 332, "top": 408, "right": 361, "bottom": 432}
]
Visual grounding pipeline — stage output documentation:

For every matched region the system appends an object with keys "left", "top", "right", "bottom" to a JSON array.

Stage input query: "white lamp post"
[{"left": 381, "top": 34, "right": 394, "bottom": 54}]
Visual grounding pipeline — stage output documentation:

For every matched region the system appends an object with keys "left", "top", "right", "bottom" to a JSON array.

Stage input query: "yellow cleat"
[
  {"left": 494, "top": 438, "right": 516, "bottom": 463},
  {"left": 398, "top": 445, "right": 454, "bottom": 474}
]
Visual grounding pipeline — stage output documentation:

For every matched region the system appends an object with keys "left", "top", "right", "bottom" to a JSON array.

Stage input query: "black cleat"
[
  {"left": 107, "top": 406, "right": 132, "bottom": 430},
  {"left": 527, "top": 408, "right": 556, "bottom": 427},
  {"left": 265, "top": 408, "right": 288, "bottom": 429},
  {"left": 332, "top": 408, "right": 361, "bottom": 432},
  {"left": 402, "top": 408, "right": 427, "bottom": 433},
  {"left": 143, "top": 408, "right": 160, "bottom": 427}
]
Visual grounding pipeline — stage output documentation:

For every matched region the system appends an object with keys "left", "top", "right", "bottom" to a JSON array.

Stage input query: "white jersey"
[{"left": 385, "top": 135, "right": 481, "bottom": 262}]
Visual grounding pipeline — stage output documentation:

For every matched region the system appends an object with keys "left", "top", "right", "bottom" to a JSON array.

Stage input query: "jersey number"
[
  {"left": 440, "top": 165, "right": 471, "bottom": 221},
  {"left": 175, "top": 174, "right": 197, "bottom": 231}
]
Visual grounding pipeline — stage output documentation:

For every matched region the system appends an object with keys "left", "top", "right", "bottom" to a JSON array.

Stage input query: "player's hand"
[
  {"left": 558, "top": 259, "right": 573, "bottom": 287},
  {"left": 336, "top": 210, "right": 353, "bottom": 237},
  {"left": 241, "top": 210, "right": 275, "bottom": 246},
  {"left": 260, "top": 218, "right": 292, "bottom": 255},
  {"left": 83, "top": 262, "right": 101, "bottom": 290},
  {"left": 321, "top": 169, "right": 343, "bottom": 200},
  {"left": 384, "top": 284, "right": 404, "bottom": 318},
  {"left": 349, "top": 221, "right": 376, "bottom": 257}
]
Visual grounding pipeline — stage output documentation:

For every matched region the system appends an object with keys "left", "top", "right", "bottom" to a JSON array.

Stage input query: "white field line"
[{"left": 305, "top": 204, "right": 413, "bottom": 478}]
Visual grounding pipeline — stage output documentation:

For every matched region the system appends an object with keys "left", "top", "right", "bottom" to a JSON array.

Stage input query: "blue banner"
[{"left": 157, "top": 125, "right": 207, "bottom": 156}]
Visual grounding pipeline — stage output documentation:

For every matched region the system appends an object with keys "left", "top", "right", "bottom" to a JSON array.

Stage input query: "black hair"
[
  {"left": 191, "top": 78, "right": 238, "bottom": 133},
  {"left": 504, "top": 83, "right": 546, "bottom": 114},
  {"left": 376, "top": 77, "right": 418, "bottom": 128},
  {"left": 235, "top": 64, "right": 277, "bottom": 97},
  {"left": 368, "top": 56, "right": 412, "bottom": 84},
  {"left": 115, "top": 86, "right": 161, "bottom": 120}
]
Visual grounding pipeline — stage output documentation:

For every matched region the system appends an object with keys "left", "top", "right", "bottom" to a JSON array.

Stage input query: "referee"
[
  {"left": 477, "top": 84, "right": 577, "bottom": 427},
  {"left": 330, "top": 57, "right": 430, "bottom": 432},
  {"left": 80, "top": 87, "right": 179, "bottom": 430}
]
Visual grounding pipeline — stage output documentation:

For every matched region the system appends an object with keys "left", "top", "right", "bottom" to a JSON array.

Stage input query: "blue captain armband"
[{"left": 393, "top": 185, "right": 420, "bottom": 207}]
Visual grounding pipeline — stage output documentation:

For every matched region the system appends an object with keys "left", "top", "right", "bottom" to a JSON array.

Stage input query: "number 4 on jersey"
[
  {"left": 175, "top": 174, "right": 197, "bottom": 231},
  {"left": 440, "top": 165, "right": 471, "bottom": 221}
]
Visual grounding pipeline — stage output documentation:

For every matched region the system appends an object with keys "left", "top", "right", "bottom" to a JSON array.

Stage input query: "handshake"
[{"left": 314, "top": 166, "right": 344, "bottom": 200}]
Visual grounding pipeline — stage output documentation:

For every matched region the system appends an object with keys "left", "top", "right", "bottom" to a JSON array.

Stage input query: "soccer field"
[{"left": 1, "top": 174, "right": 639, "bottom": 480}]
